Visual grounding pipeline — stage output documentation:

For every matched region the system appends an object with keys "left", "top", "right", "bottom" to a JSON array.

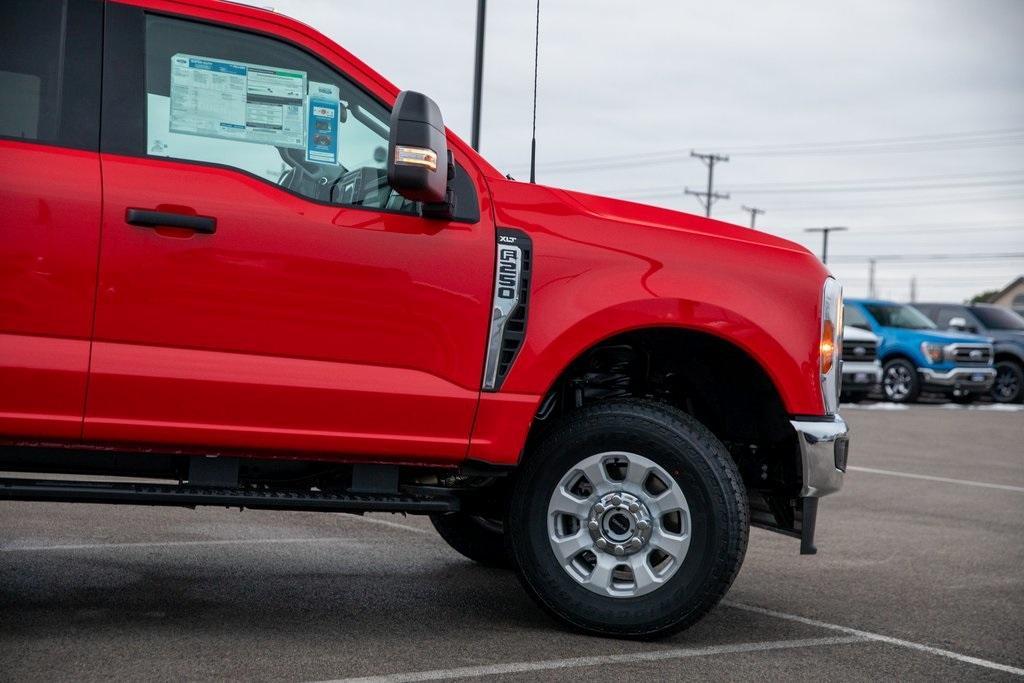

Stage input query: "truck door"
[
  {"left": 0, "top": 0, "right": 103, "bottom": 440},
  {"left": 86, "top": 3, "right": 494, "bottom": 461}
]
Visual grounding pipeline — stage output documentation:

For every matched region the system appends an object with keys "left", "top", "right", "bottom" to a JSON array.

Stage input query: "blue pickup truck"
[
  {"left": 915, "top": 303, "right": 1024, "bottom": 403},
  {"left": 844, "top": 299, "right": 996, "bottom": 403}
]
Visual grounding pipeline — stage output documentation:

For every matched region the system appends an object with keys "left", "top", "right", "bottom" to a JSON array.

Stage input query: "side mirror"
[
  {"left": 948, "top": 316, "right": 968, "bottom": 331},
  {"left": 387, "top": 91, "right": 451, "bottom": 209}
]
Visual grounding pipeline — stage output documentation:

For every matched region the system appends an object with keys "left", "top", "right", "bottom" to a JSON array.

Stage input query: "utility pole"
[
  {"left": 470, "top": 0, "right": 486, "bottom": 151},
  {"left": 684, "top": 151, "right": 729, "bottom": 217},
  {"left": 804, "top": 226, "right": 848, "bottom": 264},
  {"left": 741, "top": 205, "right": 765, "bottom": 230},
  {"left": 910, "top": 276, "right": 917, "bottom": 303},
  {"left": 867, "top": 258, "right": 876, "bottom": 298}
]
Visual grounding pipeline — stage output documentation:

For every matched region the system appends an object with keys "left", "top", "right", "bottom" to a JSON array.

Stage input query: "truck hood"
[
  {"left": 555, "top": 188, "right": 814, "bottom": 256},
  {"left": 843, "top": 326, "right": 879, "bottom": 342},
  {"left": 988, "top": 329, "right": 1024, "bottom": 344},
  {"left": 881, "top": 327, "right": 993, "bottom": 345}
]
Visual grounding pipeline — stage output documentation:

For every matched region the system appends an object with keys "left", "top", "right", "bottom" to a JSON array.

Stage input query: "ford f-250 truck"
[
  {"left": 0, "top": 0, "right": 848, "bottom": 638},
  {"left": 845, "top": 299, "right": 995, "bottom": 403}
]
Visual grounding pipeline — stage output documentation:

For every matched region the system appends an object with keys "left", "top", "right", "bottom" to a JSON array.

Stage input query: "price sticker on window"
[{"left": 305, "top": 81, "right": 340, "bottom": 165}]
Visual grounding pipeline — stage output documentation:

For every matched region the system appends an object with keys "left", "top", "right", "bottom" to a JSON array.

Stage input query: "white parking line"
[
  {"left": 0, "top": 514, "right": 433, "bottom": 553},
  {"left": 725, "top": 602, "right": 1024, "bottom": 676},
  {"left": 0, "top": 537, "right": 356, "bottom": 552},
  {"left": 314, "top": 636, "right": 868, "bottom": 683},
  {"left": 348, "top": 514, "right": 432, "bottom": 534},
  {"left": 847, "top": 465, "right": 1024, "bottom": 493},
  {"left": 841, "top": 402, "right": 1024, "bottom": 412}
]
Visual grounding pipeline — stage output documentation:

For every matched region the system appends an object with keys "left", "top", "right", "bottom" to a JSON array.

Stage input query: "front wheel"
[
  {"left": 507, "top": 399, "right": 748, "bottom": 638},
  {"left": 992, "top": 360, "right": 1024, "bottom": 403},
  {"left": 882, "top": 359, "right": 920, "bottom": 403}
]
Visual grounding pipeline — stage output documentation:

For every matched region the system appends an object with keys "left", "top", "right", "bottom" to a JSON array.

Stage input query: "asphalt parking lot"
[{"left": 1, "top": 405, "right": 1022, "bottom": 681}]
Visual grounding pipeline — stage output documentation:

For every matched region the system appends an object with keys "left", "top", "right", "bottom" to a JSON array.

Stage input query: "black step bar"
[{"left": 0, "top": 478, "right": 458, "bottom": 514}]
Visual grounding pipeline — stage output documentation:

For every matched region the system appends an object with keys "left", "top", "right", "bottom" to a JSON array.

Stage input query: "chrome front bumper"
[
  {"left": 919, "top": 366, "right": 996, "bottom": 388},
  {"left": 791, "top": 415, "right": 849, "bottom": 498}
]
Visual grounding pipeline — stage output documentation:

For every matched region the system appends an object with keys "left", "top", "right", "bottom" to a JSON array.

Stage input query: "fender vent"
[{"left": 483, "top": 229, "right": 533, "bottom": 391}]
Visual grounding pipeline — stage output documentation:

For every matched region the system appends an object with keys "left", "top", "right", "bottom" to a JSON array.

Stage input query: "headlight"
[
  {"left": 920, "top": 342, "right": 944, "bottom": 364},
  {"left": 820, "top": 278, "right": 843, "bottom": 414}
]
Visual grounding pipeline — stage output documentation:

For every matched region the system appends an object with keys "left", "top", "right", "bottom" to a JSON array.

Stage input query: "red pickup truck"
[{"left": 0, "top": 0, "right": 848, "bottom": 637}]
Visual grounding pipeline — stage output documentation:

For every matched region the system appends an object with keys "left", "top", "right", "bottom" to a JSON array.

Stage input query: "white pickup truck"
[{"left": 841, "top": 326, "right": 882, "bottom": 401}]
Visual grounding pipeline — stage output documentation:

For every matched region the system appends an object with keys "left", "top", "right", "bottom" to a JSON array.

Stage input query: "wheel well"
[
  {"left": 994, "top": 352, "right": 1023, "bottom": 367},
  {"left": 880, "top": 352, "right": 915, "bottom": 367},
  {"left": 526, "top": 327, "right": 800, "bottom": 497}
]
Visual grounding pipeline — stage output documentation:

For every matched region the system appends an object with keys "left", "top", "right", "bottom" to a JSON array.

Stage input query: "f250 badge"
[
  {"left": 496, "top": 245, "right": 521, "bottom": 300},
  {"left": 483, "top": 229, "right": 532, "bottom": 391}
]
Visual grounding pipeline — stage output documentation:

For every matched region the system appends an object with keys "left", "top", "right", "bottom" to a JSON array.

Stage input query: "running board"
[{"left": 0, "top": 478, "right": 459, "bottom": 514}]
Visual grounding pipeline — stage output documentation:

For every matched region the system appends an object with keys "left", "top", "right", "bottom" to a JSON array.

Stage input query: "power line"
[
  {"left": 588, "top": 170, "right": 1024, "bottom": 202},
  {"left": 727, "top": 179, "right": 1024, "bottom": 195},
  {"left": 720, "top": 192, "right": 1024, "bottom": 212},
  {"left": 721, "top": 168, "right": 1024, "bottom": 188},
  {"left": 511, "top": 127, "right": 1024, "bottom": 174},
  {"left": 765, "top": 224, "right": 1023, "bottom": 238},
  {"left": 826, "top": 252, "right": 1024, "bottom": 263},
  {"left": 683, "top": 151, "right": 729, "bottom": 217}
]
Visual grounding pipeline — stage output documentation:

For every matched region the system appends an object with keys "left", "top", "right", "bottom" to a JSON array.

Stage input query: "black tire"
[
  {"left": 840, "top": 390, "right": 868, "bottom": 403},
  {"left": 430, "top": 512, "right": 512, "bottom": 568},
  {"left": 992, "top": 360, "right": 1024, "bottom": 404},
  {"left": 507, "top": 399, "right": 748, "bottom": 639},
  {"left": 882, "top": 358, "right": 920, "bottom": 403}
]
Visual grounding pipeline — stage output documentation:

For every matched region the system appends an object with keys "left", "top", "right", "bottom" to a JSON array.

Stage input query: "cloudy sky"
[{"left": 263, "top": 0, "right": 1023, "bottom": 303}]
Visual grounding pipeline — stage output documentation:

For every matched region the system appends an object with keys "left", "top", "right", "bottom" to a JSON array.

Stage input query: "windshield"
[
  {"left": 863, "top": 303, "right": 937, "bottom": 330},
  {"left": 973, "top": 306, "right": 1024, "bottom": 330}
]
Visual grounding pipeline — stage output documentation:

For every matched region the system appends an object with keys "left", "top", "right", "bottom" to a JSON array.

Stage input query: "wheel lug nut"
[
  {"left": 594, "top": 504, "right": 606, "bottom": 515},
  {"left": 628, "top": 502, "right": 640, "bottom": 513},
  {"left": 636, "top": 520, "right": 650, "bottom": 531},
  {"left": 613, "top": 544, "right": 625, "bottom": 556},
  {"left": 595, "top": 538, "right": 608, "bottom": 550},
  {"left": 629, "top": 538, "right": 642, "bottom": 549},
  {"left": 610, "top": 495, "right": 622, "bottom": 506},
  {"left": 588, "top": 520, "right": 600, "bottom": 533}
]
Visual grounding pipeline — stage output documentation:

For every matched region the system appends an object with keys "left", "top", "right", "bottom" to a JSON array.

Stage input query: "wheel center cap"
[{"left": 586, "top": 491, "right": 652, "bottom": 556}]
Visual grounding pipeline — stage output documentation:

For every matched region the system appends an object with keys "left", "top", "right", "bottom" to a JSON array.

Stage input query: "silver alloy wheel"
[
  {"left": 884, "top": 364, "right": 913, "bottom": 400},
  {"left": 547, "top": 451, "right": 690, "bottom": 598}
]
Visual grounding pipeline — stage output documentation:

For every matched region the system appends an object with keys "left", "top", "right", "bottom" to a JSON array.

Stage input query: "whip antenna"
[{"left": 529, "top": 0, "right": 540, "bottom": 183}]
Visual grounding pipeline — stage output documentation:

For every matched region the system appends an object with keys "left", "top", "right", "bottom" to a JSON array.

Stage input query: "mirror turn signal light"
[{"left": 394, "top": 145, "right": 438, "bottom": 172}]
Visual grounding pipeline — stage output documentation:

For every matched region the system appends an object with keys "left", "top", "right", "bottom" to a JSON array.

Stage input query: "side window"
[
  {"left": 844, "top": 305, "right": 872, "bottom": 331},
  {"left": 143, "top": 15, "right": 416, "bottom": 214},
  {"left": 0, "top": 0, "right": 101, "bottom": 149}
]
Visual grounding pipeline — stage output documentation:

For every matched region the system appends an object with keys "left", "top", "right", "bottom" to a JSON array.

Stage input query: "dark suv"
[{"left": 916, "top": 303, "right": 1024, "bottom": 403}]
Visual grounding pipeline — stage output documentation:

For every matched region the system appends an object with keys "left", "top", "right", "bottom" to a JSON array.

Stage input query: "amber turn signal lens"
[
  {"left": 820, "top": 320, "right": 835, "bottom": 374},
  {"left": 394, "top": 145, "right": 438, "bottom": 171}
]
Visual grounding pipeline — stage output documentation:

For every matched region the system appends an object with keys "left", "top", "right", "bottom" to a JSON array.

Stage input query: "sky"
[{"left": 258, "top": 0, "right": 1023, "bottom": 303}]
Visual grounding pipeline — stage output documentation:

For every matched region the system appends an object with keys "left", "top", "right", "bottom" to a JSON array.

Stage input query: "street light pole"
[
  {"left": 470, "top": 0, "right": 486, "bottom": 151},
  {"left": 804, "top": 226, "right": 848, "bottom": 264}
]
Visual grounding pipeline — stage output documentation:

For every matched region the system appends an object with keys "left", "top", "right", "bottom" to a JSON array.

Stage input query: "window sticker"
[
  {"left": 305, "top": 81, "right": 340, "bottom": 165},
  {"left": 169, "top": 53, "right": 307, "bottom": 148}
]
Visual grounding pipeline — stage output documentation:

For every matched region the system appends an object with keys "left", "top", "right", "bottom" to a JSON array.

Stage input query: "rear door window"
[{"left": 0, "top": 0, "right": 101, "bottom": 149}]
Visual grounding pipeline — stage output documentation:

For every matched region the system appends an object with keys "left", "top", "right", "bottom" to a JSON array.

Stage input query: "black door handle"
[{"left": 125, "top": 208, "right": 217, "bottom": 234}]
